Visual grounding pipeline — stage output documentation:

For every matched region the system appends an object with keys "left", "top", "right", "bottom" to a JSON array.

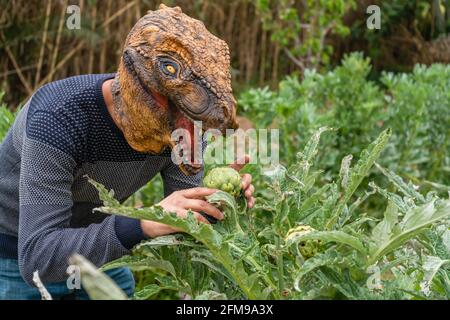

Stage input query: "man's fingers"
[
  {"left": 248, "top": 197, "right": 255, "bottom": 209},
  {"left": 229, "top": 155, "right": 251, "bottom": 171},
  {"left": 182, "top": 187, "right": 218, "bottom": 199},
  {"left": 193, "top": 212, "right": 210, "bottom": 224},
  {"left": 244, "top": 184, "right": 255, "bottom": 198},
  {"left": 177, "top": 209, "right": 210, "bottom": 224},
  {"left": 241, "top": 173, "right": 252, "bottom": 190},
  {"left": 184, "top": 199, "right": 224, "bottom": 220}
]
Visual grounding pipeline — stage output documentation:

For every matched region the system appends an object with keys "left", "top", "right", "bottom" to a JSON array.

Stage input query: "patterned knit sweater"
[{"left": 0, "top": 74, "right": 204, "bottom": 285}]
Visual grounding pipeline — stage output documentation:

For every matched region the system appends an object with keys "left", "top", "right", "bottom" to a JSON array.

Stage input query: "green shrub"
[
  {"left": 86, "top": 128, "right": 450, "bottom": 300},
  {"left": 239, "top": 53, "right": 450, "bottom": 188}
]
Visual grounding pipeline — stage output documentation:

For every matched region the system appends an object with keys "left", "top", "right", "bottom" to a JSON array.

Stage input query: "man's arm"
[{"left": 17, "top": 111, "right": 144, "bottom": 285}]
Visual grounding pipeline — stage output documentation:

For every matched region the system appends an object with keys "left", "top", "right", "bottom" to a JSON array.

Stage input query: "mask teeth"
[{"left": 179, "top": 162, "right": 202, "bottom": 176}]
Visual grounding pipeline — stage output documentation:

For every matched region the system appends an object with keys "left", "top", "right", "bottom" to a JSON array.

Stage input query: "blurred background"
[{"left": 1, "top": 0, "right": 450, "bottom": 106}]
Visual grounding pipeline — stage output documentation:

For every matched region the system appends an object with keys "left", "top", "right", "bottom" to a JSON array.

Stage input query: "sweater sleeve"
[{"left": 17, "top": 110, "right": 134, "bottom": 285}]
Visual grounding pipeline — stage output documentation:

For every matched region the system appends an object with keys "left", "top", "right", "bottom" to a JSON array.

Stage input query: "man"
[{"left": 0, "top": 5, "right": 254, "bottom": 299}]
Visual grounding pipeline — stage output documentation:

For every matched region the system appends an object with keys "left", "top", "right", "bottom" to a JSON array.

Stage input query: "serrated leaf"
[
  {"left": 294, "top": 250, "right": 353, "bottom": 291},
  {"left": 190, "top": 250, "right": 234, "bottom": 281},
  {"left": 195, "top": 290, "right": 227, "bottom": 300},
  {"left": 133, "top": 285, "right": 162, "bottom": 300},
  {"left": 136, "top": 235, "right": 180, "bottom": 248},
  {"left": 369, "top": 181, "right": 412, "bottom": 213},
  {"left": 262, "top": 164, "right": 287, "bottom": 183},
  {"left": 420, "top": 255, "right": 450, "bottom": 296},
  {"left": 443, "top": 230, "right": 450, "bottom": 253},
  {"left": 206, "top": 190, "right": 237, "bottom": 212},
  {"left": 368, "top": 200, "right": 450, "bottom": 265},
  {"left": 339, "top": 155, "right": 353, "bottom": 189},
  {"left": 286, "top": 230, "right": 367, "bottom": 254},
  {"left": 371, "top": 201, "right": 399, "bottom": 246},
  {"left": 375, "top": 163, "right": 425, "bottom": 203},
  {"left": 86, "top": 176, "right": 120, "bottom": 207},
  {"left": 206, "top": 190, "right": 242, "bottom": 233},
  {"left": 101, "top": 255, "right": 176, "bottom": 277},
  {"left": 326, "top": 129, "right": 391, "bottom": 229},
  {"left": 300, "top": 126, "right": 331, "bottom": 163}
]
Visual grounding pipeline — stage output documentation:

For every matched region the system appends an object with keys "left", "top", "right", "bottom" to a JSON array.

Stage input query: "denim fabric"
[{"left": 0, "top": 258, "right": 134, "bottom": 300}]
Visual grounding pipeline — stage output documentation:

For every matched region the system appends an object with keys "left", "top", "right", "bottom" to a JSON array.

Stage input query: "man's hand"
[
  {"left": 140, "top": 187, "right": 223, "bottom": 238},
  {"left": 141, "top": 155, "right": 255, "bottom": 238},
  {"left": 229, "top": 155, "right": 255, "bottom": 209}
]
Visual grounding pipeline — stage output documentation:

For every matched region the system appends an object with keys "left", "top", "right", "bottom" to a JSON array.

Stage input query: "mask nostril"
[{"left": 122, "top": 49, "right": 134, "bottom": 69}]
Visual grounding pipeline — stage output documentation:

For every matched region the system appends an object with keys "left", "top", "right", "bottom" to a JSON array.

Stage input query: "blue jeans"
[{"left": 0, "top": 258, "right": 135, "bottom": 300}]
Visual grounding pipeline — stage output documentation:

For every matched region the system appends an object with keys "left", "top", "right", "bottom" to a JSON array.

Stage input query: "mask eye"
[
  {"left": 160, "top": 58, "right": 179, "bottom": 77},
  {"left": 165, "top": 65, "right": 176, "bottom": 74}
]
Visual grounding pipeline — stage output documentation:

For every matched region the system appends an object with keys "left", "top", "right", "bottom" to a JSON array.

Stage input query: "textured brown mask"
[{"left": 111, "top": 4, "right": 238, "bottom": 175}]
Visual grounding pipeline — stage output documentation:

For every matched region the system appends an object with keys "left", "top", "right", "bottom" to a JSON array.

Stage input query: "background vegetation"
[{"left": 2, "top": 0, "right": 450, "bottom": 106}]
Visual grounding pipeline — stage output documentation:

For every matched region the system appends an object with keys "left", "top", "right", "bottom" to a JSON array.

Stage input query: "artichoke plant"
[
  {"left": 203, "top": 167, "right": 242, "bottom": 197},
  {"left": 285, "top": 225, "right": 323, "bottom": 259}
]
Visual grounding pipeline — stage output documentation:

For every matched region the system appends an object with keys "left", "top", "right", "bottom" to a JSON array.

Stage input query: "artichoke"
[
  {"left": 285, "top": 225, "right": 322, "bottom": 259},
  {"left": 203, "top": 167, "right": 242, "bottom": 197}
]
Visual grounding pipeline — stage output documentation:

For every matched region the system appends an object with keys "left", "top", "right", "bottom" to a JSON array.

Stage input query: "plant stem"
[{"left": 275, "top": 237, "right": 285, "bottom": 298}]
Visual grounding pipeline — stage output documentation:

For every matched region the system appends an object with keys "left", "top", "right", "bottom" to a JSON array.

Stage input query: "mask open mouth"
[{"left": 168, "top": 99, "right": 204, "bottom": 175}]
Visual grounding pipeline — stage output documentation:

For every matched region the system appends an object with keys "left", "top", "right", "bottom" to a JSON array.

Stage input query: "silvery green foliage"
[
  {"left": 239, "top": 53, "right": 450, "bottom": 188},
  {"left": 69, "top": 254, "right": 128, "bottom": 300},
  {"left": 88, "top": 128, "right": 449, "bottom": 300}
]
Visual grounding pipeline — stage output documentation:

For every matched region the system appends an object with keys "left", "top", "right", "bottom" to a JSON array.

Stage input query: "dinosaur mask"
[{"left": 111, "top": 4, "right": 238, "bottom": 175}]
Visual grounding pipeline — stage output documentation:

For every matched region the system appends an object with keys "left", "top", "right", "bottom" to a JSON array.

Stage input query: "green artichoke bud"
[
  {"left": 203, "top": 167, "right": 242, "bottom": 197},
  {"left": 285, "top": 225, "right": 322, "bottom": 259}
]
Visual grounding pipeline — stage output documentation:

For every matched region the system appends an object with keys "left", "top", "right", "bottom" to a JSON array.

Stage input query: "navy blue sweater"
[{"left": 0, "top": 74, "right": 204, "bottom": 285}]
